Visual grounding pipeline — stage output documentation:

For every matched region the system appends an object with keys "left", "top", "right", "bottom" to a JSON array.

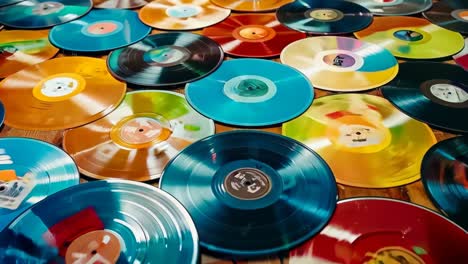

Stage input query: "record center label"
[
  {"left": 65, "top": 230, "right": 121, "bottom": 264},
  {"left": 32, "top": 73, "right": 86, "bottom": 102},
  {"left": 165, "top": 5, "right": 201, "bottom": 18},
  {"left": 224, "top": 168, "right": 271, "bottom": 200},
  {"left": 143, "top": 45, "right": 190, "bottom": 67},
  {"left": 233, "top": 25, "right": 276, "bottom": 42},
  {"left": 363, "top": 246, "right": 426, "bottom": 264},
  {"left": 393, "top": 30, "right": 424, "bottom": 42},
  {"left": 82, "top": 21, "right": 123, "bottom": 37},
  {"left": 421, "top": 80, "right": 468, "bottom": 108},
  {"left": 306, "top": 8, "right": 344, "bottom": 22},
  {"left": 0, "top": 169, "right": 35, "bottom": 210},
  {"left": 323, "top": 53, "right": 356, "bottom": 68},
  {"left": 451, "top": 10, "right": 468, "bottom": 22},
  {"left": 223, "top": 75, "right": 277, "bottom": 103},
  {"left": 32, "top": 2, "right": 64, "bottom": 15}
]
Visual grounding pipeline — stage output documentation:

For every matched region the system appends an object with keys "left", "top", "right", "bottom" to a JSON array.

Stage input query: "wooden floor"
[{"left": 0, "top": 0, "right": 460, "bottom": 263}]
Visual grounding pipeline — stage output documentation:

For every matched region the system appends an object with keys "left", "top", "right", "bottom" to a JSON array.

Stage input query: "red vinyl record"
[
  {"left": 289, "top": 198, "right": 468, "bottom": 264},
  {"left": 202, "top": 14, "right": 306, "bottom": 58}
]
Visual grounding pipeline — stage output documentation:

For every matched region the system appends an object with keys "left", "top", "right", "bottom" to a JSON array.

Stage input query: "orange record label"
[{"left": 65, "top": 230, "right": 121, "bottom": 264}]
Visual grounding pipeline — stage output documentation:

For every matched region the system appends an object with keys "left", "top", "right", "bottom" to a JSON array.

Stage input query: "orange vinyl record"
[
  {"left": 211, "top": 0, "right": 293, "bottom": 12},
  {"left": 0, "top": 30, "right": 58, "bottom": 78},
  {"left": 62, "top": 90, "right": 215, "bottom": 181},
  {"left": 0, "top": 56, "right": 126, "bottom": 130},
  {"left": 139, "top": 0, "right": 230, "bottom": 30}
]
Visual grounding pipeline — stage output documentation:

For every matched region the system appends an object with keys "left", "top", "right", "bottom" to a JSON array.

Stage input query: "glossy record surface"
[
  {"left": 49, "top": 9, "right": 151, "bottom": 52},
  {"left": 289, "top": 198, "right": 468, "bottom": 264},
  {"left": 0, "top": 137, "right": 79, "bottom": 231},
  {"left": 280, "top": 36, "right": 398, "bottom": 92},
  {"left": 202, "top": 14, "right": 306, "bottom": 58},
  {"left": 0, "top": 0, "right": 92, "bottom": 29},
  {"left": 185, "top": 58, "right": 314, "bottom": 126},
  {"left": 0, "top": 100, "right": 3, "bottom": 127},
  {"left": 0, "top": 30, "right": 58, "bottom": 78},
  {"left": 139, "top": 0, "right": 230, "bottom": 30},
  {"left": 160, "top": 130, "right": 337, "bottom": 256},
  {"left": 211, "top": 0, "right": 292, "bottom": 12},
  {"left": 93, "top": 0, "right": 148, "bottom": 9},
  {"left": 381, "top": 62, "right": 468, "bottom": 134},
  {"left": 423, "top": 0, "right": 468, "bottom": 34},
  {"left": 347, "top": 0, "right": 432, "bottom": 16},
  {"left": 0, "top": 56, "right": 126, "bottom": 130},
  {"left": 63, "top": 90, "right": 215, "bottom": 181},
  {"left": 107, "top": 32, "right": 223, "bottom": 87},
  {"left": 422, "top": 136, "right": 468, "bottom": 230},
  {"left": 453, "top": 38, "right": 468, "bottom": 70},
  {"left": 276, "top": 0, "right": 373, "bottom": 34},
  {"left": 0, "top": 180, "right": 199, "bottom": 263},
  {"left": 0, "top": 0, "right": 23, "bottom": 7},
  {"left": 283, "top": 94, "right": 436, "bottom": 188},
  {"left": 354, "top": 16, "right": 464, "bottom": 59}
]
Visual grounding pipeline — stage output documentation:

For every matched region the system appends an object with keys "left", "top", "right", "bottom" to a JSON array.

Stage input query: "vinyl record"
[
  {"left": 0, "top": 180, "right": 199, "bottom": 263},
  {"left": 354, "top": 16, "right": 464, "bottom": 59},
  {"left": 0, "top": 0, "right": 23, "bottom": 7},
  {"left": 49, "top": 9, "right": 151, "bottom": 52},
  {"left": 423, "top": 0, "right": 468, "bottom": 34},
  {"left": 63, "top": 90, "right": 215, "bottom": 181},
  {"left": 276, "top": 0, "right": 373, "bottom": 34},
  {"left": 283, "top": 94, "right": 436, "bottom": 188},
  {"left": 202, "top": 14, "right": 306, "bottom": 58},
  {"left": 0, "top": 30, "right": 58, "bottom": 78},
  {"left": 139, "top": 0, "right": 230, "bottom": 30},
  {"left": 381, "top": 62, "right": 468, "bottom": 134},
  {"left": 347, "top": 0, "right": 432, "bottom": 16},
  {"left": 453, "top": 38, "right": 468, "bottom": 71},
  {"left": 0, "top": 137, "right": 79, "bottom": 231},
  {"left": 93, "top": 0, "right": 148, "bottom": 9},
  {"left": 107, "top": 32, "right": 223, "bottom": 87},
  {"left": 0, "top": 56, "right": 126, "bottom": 130},
  {"left": 421, "top": 136, "right": 468, "bottom": 230},
  {"left": 280, "top": 36, "right": 398, "bottom": 92},
  {"left": 0, "top": 0, "right": 92, "bottom": 29},
  {"left": 289, "top": 198, "right": 468, "bottom": 264},
  {"left": 211, "top": 0, "right": 292, "bottom": 12},
  {"left": 160, "top": 130, "right": 337, "bottom": 257},
  {"left": 185, "top": 58, "right": 314, "bottom": 126}
]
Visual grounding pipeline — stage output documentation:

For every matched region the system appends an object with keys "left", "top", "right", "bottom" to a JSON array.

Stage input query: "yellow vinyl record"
[
  {"left": 354, "top": 16, "right": 464, "bottom": 59},
  {"left": 0, "top": 30, "right": 58, "bottom": 78},
  {"left": 211, "top": 0, "right": 292, "bottom": 12},
  {"left": 282, "top": 94, "right": 436, "bottom": 188},
  {"left": 280, "top": 36, "right": 399, "bottom": 92},
  {"left": 0, "top": 57, "right": 126, "bottom": 130},
  {"left": 139, "top": 0, "right": 230, "bottom": 30},
  {"left": 63, "top": 90, "right": 215, "bottom": 181}
]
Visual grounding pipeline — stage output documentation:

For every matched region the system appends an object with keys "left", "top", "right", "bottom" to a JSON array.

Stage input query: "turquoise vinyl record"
[
  {"left": 0, "top": 0, "right": 92, "bottom": 29},
  {"left": 0, "top": 137, "right": 79, "bottom": 231},
  {"left": 185, "top": 58, "right": 314, "bottom": 127},
  {"left": 0, "top": 180, "right": 199, "bottom": 263},
  {"left": 49, "top": 9, "right": 151, "bottom": 52}
]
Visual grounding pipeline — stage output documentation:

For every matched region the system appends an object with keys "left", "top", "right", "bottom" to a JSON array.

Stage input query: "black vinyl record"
[
  {"left": 0, "top": 0, "right": 92, "bottom": 29},
  {"left": 107, "top": 32, "right": 224, "bottom": 87},
  {"left": 381, "top": 62, "right": 468, "bottom": 134},
  {"left": 421, "top": 136, "right": 468, "bottom": 230},
  {"left": 276, "top": 0, "right": 373, "bottom": 34},
  {"left": 423, "top": 0, "right": 468, "bottom": 34},
  {"left": 160, "top": 130, "right": 337, "bottom": 257}
]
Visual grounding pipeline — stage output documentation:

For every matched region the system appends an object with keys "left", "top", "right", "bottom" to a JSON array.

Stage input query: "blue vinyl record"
[
  {"left": 160, "top": 130, "right": 337, "bottom": 257},
  {"left": 49, "top": 9, "right": 151, "bottom": 52},
  {"left": 276, "top": 0, "right": 373, "bottom": 34},
  {"left": 0, "top": 180, "right": 199, "bottom": 263},
  {"left": 0, "top": 0, "right": 92, "bottom": 29},
  {"left": 0, "top": 137, "right": 79, "bottom": 231},
  {"left": 0, "top": 0, "right": 23, "bottom": 7},
  {"left": 185, "top": 58, "right": 314, "bottom": 126}
]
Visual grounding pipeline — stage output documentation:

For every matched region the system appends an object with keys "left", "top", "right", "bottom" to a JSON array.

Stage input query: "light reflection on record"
[
  {"left": 63, "top": 90, "right": 215, "bottom": 181},
  {"left": 347, "top": 0, "right": 432, "bottom": 16},
  {"left": 0, "top": 30, "right": 58, "bottom": 78},
  {"left": 139, "top": 0, "right": 230, "bottom": 30},
  {"left": 0, "top": 56, "right": 126, "bottom": 130},
  {"left": 211, "top": 0, "right": 292, "bottom": 12},
  {"left": 283, "top": 94, "right": 436, "bottom": 188},
  {"left": 93, "top": 0, "right": 148, "bottom": 9},
  {"left": 453, "top": 38, "right": 468, "bottom": 71}
]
